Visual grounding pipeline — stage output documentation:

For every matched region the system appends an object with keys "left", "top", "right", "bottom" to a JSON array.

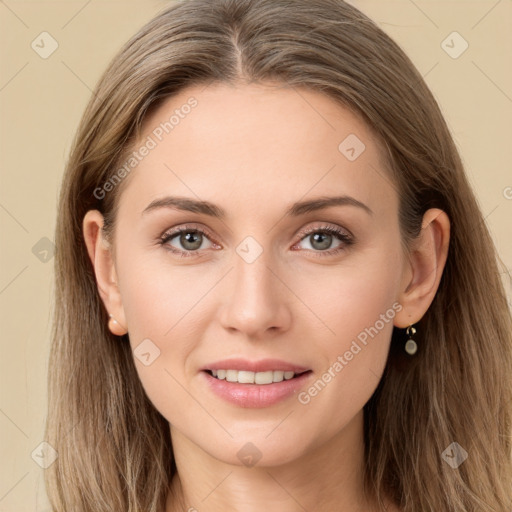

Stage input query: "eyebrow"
[{"left": 141, "top": 194, "right": 373, "bottom": 218}]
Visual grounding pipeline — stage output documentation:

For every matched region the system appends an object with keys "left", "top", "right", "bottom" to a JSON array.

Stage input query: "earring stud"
[{"left": 108, "top": 313, "right": 127, "bottom": 336}]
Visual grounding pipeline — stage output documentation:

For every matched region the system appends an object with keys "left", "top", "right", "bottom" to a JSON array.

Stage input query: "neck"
[{"left": 165, "top": 410, "right": 390, "bottom": 512}]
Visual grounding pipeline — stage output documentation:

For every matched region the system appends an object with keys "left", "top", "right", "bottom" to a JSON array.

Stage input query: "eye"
[
  {"left": 158, "top": 223, "right": 354, "bottom": 259},
  {"left": 159, "top": 224, "right": 219, "bottom": 258},
  {"left": 292, "top": 225, "right": 354, "bottom": 257}
]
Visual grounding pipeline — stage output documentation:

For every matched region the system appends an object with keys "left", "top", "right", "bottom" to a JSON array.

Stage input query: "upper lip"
[{"left": 202, "top": 358, "right": 310, "bottom": 373}]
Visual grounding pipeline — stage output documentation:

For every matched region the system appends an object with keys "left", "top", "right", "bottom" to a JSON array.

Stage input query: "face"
[{"left": 104, "top": 82, "right": 409, "bottom": 466}]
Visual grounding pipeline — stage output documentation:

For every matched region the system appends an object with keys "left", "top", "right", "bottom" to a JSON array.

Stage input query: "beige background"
[{"left": 0, "top": 1, "right": 510, "bottom": 510}]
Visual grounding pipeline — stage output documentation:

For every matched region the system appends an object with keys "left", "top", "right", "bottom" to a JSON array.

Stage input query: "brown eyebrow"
[
  {"left": 142, "top": 196, "right": 224, "bottom": 218},
  {"left": 286, "top": 195, "right": 373, "bottom": 216},
  {"left": 141, "top": 194, "right": 373, "bottom": 218}
]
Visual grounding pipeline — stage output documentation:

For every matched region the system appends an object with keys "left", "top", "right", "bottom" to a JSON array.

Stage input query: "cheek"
[
  {"left": 118, "top": 270, "right": 204, "bottom": 427},
  {"left": 114, "top": 248, "right": 226, "bottom": 420},
  {"left": 291, "top": 238, "right": 403, "bottom": 349},
  {"left": 115, "top": 237, "right": 213, "bottom": 340},
  {"left": 291, "top": 247, "right": 403, "bottom": 434}
]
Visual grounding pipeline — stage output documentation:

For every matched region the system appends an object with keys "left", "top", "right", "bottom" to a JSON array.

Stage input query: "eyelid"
[
  {"left": 160, "top": 223, "right": 216, "bottom": 240},
  {"left": 293, "top": 223, "right": 354, "bottom": 243}
]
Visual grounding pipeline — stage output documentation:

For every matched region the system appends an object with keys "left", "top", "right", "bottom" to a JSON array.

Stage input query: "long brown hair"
[{"left": 45, "top": 0, "right": 512, "bottom": 510}]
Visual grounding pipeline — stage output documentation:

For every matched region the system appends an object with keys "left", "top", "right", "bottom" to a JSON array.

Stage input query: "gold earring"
[
  {"left": 405, "top": 325, "right": 417, "bottom": 355},
  {"left": 108, "top": 313, "right": 127, "bottom": 336}
]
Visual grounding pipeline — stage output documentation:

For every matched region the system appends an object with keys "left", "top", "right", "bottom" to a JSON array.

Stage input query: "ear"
[
  {"left": 394, "top": 208, "right": 450, "bottom": 328},
  {"left": 83, "top": 210, "right": 127, "bottom": 335}
]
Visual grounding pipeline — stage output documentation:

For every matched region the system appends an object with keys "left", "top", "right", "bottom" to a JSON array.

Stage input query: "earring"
[
  {"left": 108, "top": 313, "right": 127, "bottom": 336},
  {"left": 405, "top": 325, "right": 417, "bottom": 355}
]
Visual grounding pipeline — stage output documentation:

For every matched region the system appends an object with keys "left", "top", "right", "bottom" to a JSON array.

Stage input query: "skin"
[{"left": 83, "top": 82, "right": 450, "bottom": 512}]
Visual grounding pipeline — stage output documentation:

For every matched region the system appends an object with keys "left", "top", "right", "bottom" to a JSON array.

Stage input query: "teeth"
[{"left": 209, "top": 369, "right": 298, "bottom": 384}]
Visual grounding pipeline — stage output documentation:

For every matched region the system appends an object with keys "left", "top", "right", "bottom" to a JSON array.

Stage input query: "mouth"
[
  {"left": 204, "top": 369, "right": 312, "bottom": 385},
  {"left": 200, "top": 358, "right": 313, "bottom": 407}
]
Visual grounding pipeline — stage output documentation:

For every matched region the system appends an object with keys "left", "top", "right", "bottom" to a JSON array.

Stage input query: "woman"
[{"left": 45, "top": 0, "right": 512, "bottom": 510}]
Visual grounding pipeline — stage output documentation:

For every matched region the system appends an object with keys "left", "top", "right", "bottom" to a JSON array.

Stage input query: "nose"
[{"left": 218, "top": 249, "right": 292, "bottom": 339}]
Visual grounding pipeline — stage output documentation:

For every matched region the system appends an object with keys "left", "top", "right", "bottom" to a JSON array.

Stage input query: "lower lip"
[{"left": 201, "top": 370, "right": 313, "bottom": 408}]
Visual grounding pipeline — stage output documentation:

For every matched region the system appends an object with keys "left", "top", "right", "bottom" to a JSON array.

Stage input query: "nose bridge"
[{"left": 219, "top": 239, "right": 290, "bottom": 336}]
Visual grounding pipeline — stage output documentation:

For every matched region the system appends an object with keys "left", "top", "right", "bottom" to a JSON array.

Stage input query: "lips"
[{"left": 202, "top": 367, "right": 313, "bottom": 408}]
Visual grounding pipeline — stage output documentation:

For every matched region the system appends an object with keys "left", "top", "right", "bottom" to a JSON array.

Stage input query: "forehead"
[{"left": 116, "top": 82, "right": 397, "bottom": 222}]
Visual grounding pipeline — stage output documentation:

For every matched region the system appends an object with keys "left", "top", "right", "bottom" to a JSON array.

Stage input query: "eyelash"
[{"left": 158, "top": 223, "right": 354, "bottom": 259}]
